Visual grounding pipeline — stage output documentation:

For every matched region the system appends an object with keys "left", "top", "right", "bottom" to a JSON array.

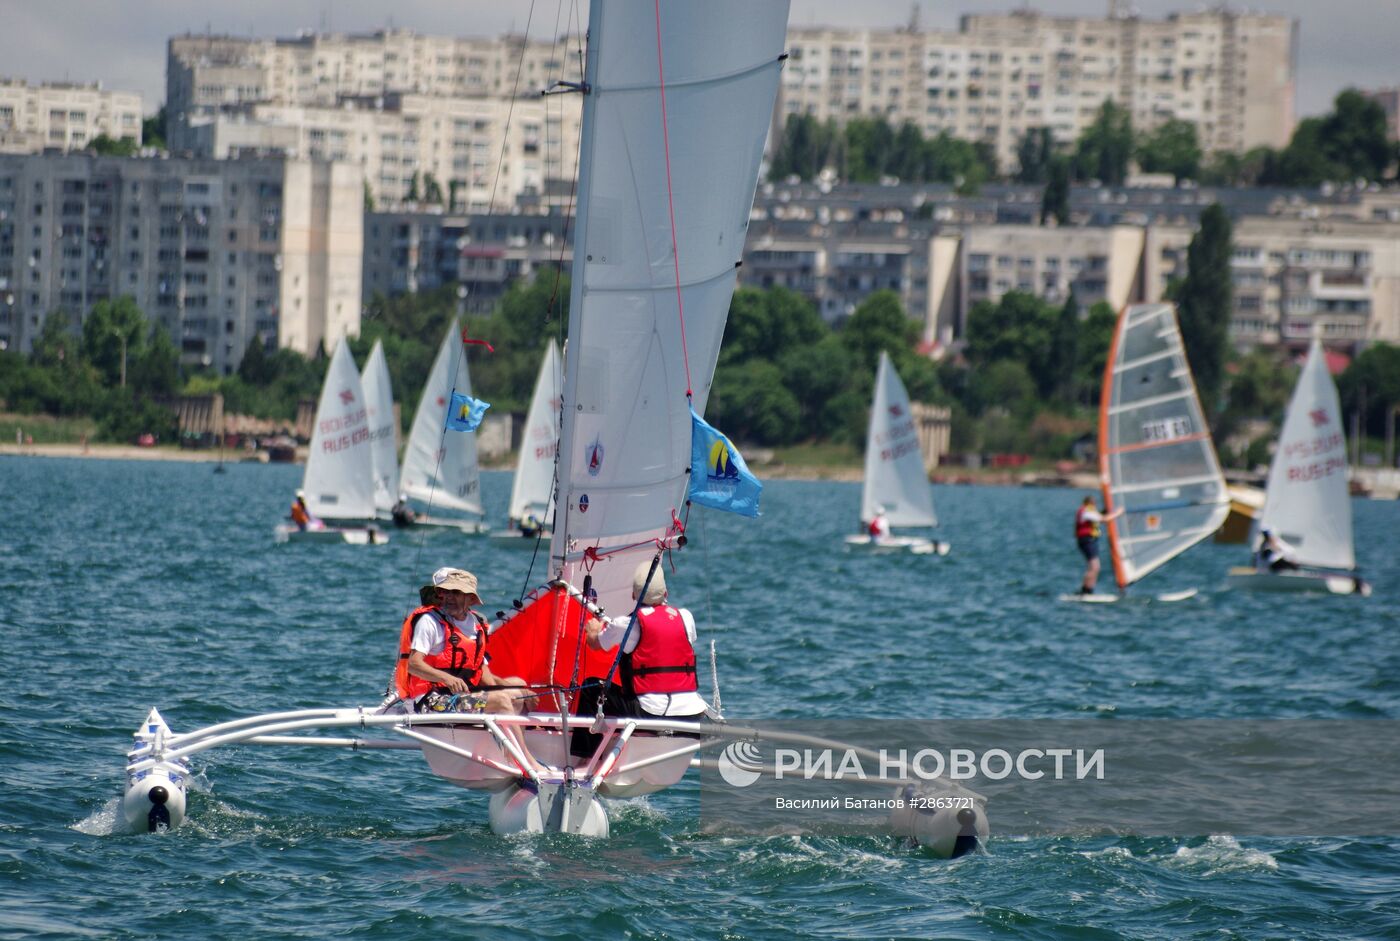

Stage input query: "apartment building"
[
  {"left": 187, "top": 91, "right": 580, "bottom": 212},
  {"left": 0, "top": 153, "right": 361, "bottom": 371},
  {"left": 166, "top": 30, "right": 582, "bottom": 209},
  {"left": 0, "top": 80, "right": 143, "bottom": 154},
  {"left": 362, "top": 209, "right": 570, "bottom": 312},
  {"left": 780, "top": 8, "right": 1296, "bottom": 173}
]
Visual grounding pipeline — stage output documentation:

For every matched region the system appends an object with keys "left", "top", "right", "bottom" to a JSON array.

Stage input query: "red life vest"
[
  {"left": 1075, "top": 506, "right": 1101, "bottom": 539},
  {"left": 623, "top": 605, "right": 697, "bottom": 697},
  {"left": 394, "top": 605, "right": 487, "bottom": 700}
]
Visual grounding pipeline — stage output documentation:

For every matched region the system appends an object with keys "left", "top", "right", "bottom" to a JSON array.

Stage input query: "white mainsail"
[
  {"left": 1258, "top": 337, "right": 1355, "bottom": 570},
  {"left": 360, "top": 340, "right": 400, "bottom": 515},
  {"left": 400, "top": 320, "right": 484, "bottom": 518},
  {"left": 862, "top": 351, "right": 936, "bottom": 528},
  {"left": 508, "top": 339, "right": 562, "bottom": 526},
  {"left": 1100, "top": 303, "right": 1229, "bottom": 589},
  {"left": 549, "top": 0, "right": 790, "bottom": 614},
  {"left": 302, "top": 337, "right": 376, "bottom": 522}
]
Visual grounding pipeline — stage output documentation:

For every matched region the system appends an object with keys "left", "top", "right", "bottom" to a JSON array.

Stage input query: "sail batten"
[
  {"left": 1258, "top": 337, "right": 1355, "bottom": 570},
  {"left": 1101, "top": 303, "right": 1228, "bottom": 589}
]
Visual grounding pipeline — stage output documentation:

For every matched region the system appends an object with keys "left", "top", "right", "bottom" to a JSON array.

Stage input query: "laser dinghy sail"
[
  {"left": 1064, "top": 303, "right": 1227, "bottom": 601},
  {"left": 492, "top": 338, "right": 562, "bottom": 545},
  {"left": 398, "top": 319, "right": 488, "bottom": 532},
  {"left": 845, "top": 351, "right": 948, "bottom": 555},
  {"left": 273, "top": 336, "right": 387, "bottom": 545},
  {"left": 1227, "top": 336, "right": 1370, "bottom": 595},
  {"left": 360, "top": 339, "right": 400, "bottom": 519}
]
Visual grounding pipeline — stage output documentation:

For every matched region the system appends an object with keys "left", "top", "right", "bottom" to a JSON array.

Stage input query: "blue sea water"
[{"left": 1, "top": 455, "right": 1398, "bottom": 939}]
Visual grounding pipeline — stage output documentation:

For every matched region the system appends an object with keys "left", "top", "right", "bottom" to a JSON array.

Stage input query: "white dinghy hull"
[
  {"left": 844, "top": 534, "right": 950, "bottom": 556},
  {"left": 1226, "top": 566, "right": 1370, "bottom": 596},
  {"left": 273, "top": 523, "right": 388, "bottom": 545}
]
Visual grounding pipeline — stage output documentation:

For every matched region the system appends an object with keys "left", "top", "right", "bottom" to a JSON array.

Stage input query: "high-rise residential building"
[
  {"left": 0, "top": 153, "right": 362, "bottom": 371},
  {"left": 0, "top": 80, "right": 143, "bottom": 154},
  {"left": 779, "top": 8, "right": 1297, "bottom": 173},
  {"left": 166, "top": 30, "right": 582, "bottom": 209}
]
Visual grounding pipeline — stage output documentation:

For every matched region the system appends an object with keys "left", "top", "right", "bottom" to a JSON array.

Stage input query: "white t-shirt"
[
  {"left": 410, "top": 611, "right": 488, "bottom": 700},
  {"left": 596, "top": 606, "right": 708, "bottom": 717}
]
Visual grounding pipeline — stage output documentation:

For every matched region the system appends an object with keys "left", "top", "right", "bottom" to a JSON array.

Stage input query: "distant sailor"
[
  {"left": 1075, "top": 496, "right": 1123, "bottom": 595},
  {"left": 391, "top": 494, "right": 416, "bottom": 528},
  {"left": 289, "top": 489, "right": 322, "bottom": 531},
  {"left": 1255, "top": 527, "right": 1300, "bottom": 573},
  {"left": 869, "top": 505, "right": 892, "bottom": 543},
  {"left": 584, "top": 561, "right": 708, "bottom": 720},
  {"left": 395, "top": 568, "right": 527, "bottom": 714},
  {"left": 518, "top": 513, "right": 543, "bottom": 538}
]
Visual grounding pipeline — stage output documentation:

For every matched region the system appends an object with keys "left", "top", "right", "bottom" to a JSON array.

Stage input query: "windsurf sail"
[
  {"left": 399, "top": 319, "right": 484, "bottom": 518},
  {"left": 302, "top": 337, "right": 376, "bottom": 522},
  {"left": 507, "top": 339, "right": 562, "bottom": 527},
  {"left": 1100, "top": 303, "right": 1228, "bottom": 589},
  {"left": 1258, "top": 336, "right": 1355, "bottom": 570},
  {"left": 360, "top": 340, "right": 400, "bottom": 515},
  {"left": 861, "top": 351, "right": 936, "bottom": 528},
  {"left": 544, "top": 0, "right": 790, "bottom": 617}
]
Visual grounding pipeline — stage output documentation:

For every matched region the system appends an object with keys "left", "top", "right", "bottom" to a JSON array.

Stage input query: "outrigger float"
[{"left": 122, "top": 0, "right": 988, "bottom": 859}]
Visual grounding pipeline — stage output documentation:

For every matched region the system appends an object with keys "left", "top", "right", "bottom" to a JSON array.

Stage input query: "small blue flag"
[
  {"left": 445, "top": 390, "right": 490, "bottom": 432},
  {"left": 688, "top": 407, "right": 761, "bottom": 517}
]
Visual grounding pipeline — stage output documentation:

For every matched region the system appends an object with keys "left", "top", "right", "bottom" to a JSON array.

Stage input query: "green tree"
[
  {"left": 1338, "top": 342, "right": 1400, "bottom": 439},
  {"left": 1073, "top": 302, "right": 1118, "bottom": 406},
  {"left": 969, "top": 359, "right": 1036, "bottom": 418},
  {"left": 88, "top": 134, "right": 139, "bottom": 157},
  {"left": 448, "top": 179, "right": 464, "bottom": 212},
  {"left": 81, "top": 296, "right": 147, "bottom": 386},
  {"left": 363, "top": 181, "right": 376, "bottom": 212},
  {"left": 1073, "top": 100, "right": 1133, "bottom": 185},
  {"left": 1040, "top": 156, "right": 1070, "bottom": 225},
  {"left": 841, "top": 290, "right": 916, "bottom": 373},
  {"left": 238, "top": 335, "right": 272, "bottom": 385},
  {"left": 406, "top": 171, "right": 421, "bottom": 203},
  {"left": 1175, "top": 203, "right": 1233, "bottom": 418},
  {"left": 710, "top": 360, "right": 802, "bottom": 444},
  {"left": 1049, "top": 289, "right": 1079, "bottom": 404},
  {"left": 1016, "top": 127, "right": 1056, "bottom": 184},
  {"left": 130, "top": 323, "right": 180, "bottom": 397},
  {"left": 720, "top": 286, "right": 825, "bottom": 366},
  {"left": 964, "top": 291, "right": 1060, "bottom": 398},
  {"left": 1321, "top": 89, "right": 1392, "bottom": 182},
  {"left": 1136, "top": 118, "right": 1201, "bottom": 182},
  {"left": 141, "top": 107, "right": 166, "bottom": 150},
  {"left": 844, "top": 118, "right": 897, "bottom": 182},
  {"left": 423, "top": 173, "right": 445, "bottom": 205}
]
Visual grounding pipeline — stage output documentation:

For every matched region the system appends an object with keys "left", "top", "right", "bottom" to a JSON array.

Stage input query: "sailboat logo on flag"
[{"left": 689, "top": 408, "right": 761, "bottom": 517}]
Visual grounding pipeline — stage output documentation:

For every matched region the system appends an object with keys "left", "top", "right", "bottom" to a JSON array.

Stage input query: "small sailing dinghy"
[
  {"left": 120, "top": 1, "right": 983, "bottom": 857},
  {"left": 491, "top": 339, "right": 562, "bottom": 546},
  {"left": 1227, "top": 336, "right": 1370, "bottom": 596},
  {"left": 1060, "top": 303, "right": 1227, "bottom": 602},
  {"left": 360, "top": 339, "right": 401, "bottom": 521},
  {"left": 273, "top": 336, "right": 388, "bottom": 545},
  {"left": 845, "top": 352, "right": 948, "bottom": 555},
  {"left": 397, "top": 319, "right": 488, "bottom": 533}
]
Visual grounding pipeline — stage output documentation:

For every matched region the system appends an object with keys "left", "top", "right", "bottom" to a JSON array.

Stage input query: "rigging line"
[
  {"left": 485, "top": 1, "right": 539, "bottom": 228},
  {"left": 652, "top": 0, "right": 692, "bottom": 399}
]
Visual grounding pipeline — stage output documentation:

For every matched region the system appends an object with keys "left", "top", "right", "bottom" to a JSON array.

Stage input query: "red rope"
[{"left": 653, "top": 0, "right": 692, "bottom": 399}]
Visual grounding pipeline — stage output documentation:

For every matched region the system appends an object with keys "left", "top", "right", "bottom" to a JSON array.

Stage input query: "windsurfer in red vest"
[
  {"left": 396, "top": 568, "right": 527, "bottom": 714},
  {"left": 584, "top": 561, "right": 707, "bottom": 720},
  {"left": 1075, "top": 496, "right": 1123, "bottom": 595}
]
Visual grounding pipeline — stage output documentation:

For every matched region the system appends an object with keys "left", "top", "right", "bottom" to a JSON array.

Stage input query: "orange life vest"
[
  {"left": 622, "top": 605, "right": 697, "bottom": 697},
  {"left": 394, "top": 605, "right": 487, "bottom": 700},
  {"left": 290, "top": 501, "right": 311, "bottom": 528},
  {"left": 1075, "top": 506, "right": 1100, "bottom": 539}
]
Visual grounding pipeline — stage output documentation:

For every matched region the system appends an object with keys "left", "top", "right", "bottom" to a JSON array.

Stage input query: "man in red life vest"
[
  {"left": 584, "top": 561, "right": 708, "bottom": 720},
  {"left": 1075, "top": 496, "right": 1123, "bottom": 594},
  {"left": 398, "top": 568, "right": 527, "bottom": 714},
  {"left": 289, "top": 489, "right": 322, "bottom": 531}
]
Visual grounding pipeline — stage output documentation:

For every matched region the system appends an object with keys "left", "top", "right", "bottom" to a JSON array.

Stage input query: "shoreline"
[{"left": 1, "top": 442, "right": 1100, "bottom": 488}]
